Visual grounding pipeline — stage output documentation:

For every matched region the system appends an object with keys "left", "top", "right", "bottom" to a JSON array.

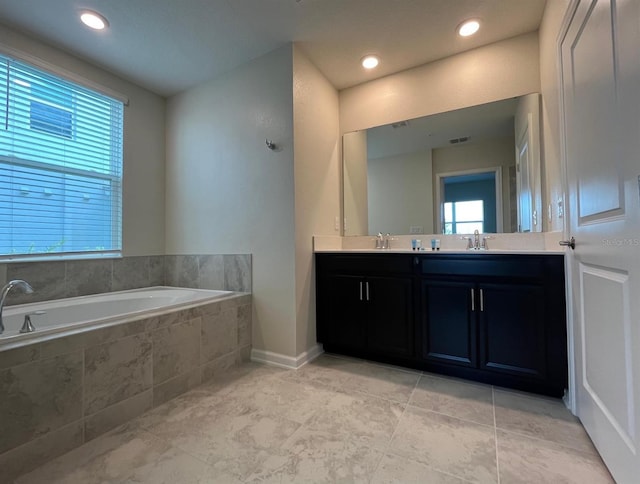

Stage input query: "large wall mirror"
[{"left": 342, "top": 93, "right": 543, "bottom": 236}]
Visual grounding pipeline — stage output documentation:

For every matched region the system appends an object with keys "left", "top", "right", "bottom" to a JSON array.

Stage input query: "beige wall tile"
[
  {"left": 201, "top": 309, "right": 237, "bottom": 364},
  {"left": 84, "top": 334, "right": 152, "bottom": 414},
  {"left": 153, "top": 368, "right": 202, "bottom": 407},
  {"left": 152, "top": 317, "right": 201, "bottom": 386},
  {"left": 0, "top": 421, "right": 83, "bottom": 483},
  {"left": 0, "top": 352, "right": 83, "bottom": 454},
  {"left": 84, "top": 390, "right": 153, "bottom": 442}
]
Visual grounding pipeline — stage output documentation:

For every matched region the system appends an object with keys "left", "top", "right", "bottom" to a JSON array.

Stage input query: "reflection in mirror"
[{"left": 342, "top": 94, "right": 542, "bottom": 236}]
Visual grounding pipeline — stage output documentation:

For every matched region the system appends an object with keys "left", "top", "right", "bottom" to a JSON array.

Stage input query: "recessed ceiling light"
[
  {"left": 458, "top": 19, "right": 480, "bottom": 37},
  {"left": 80, "top": 10, "right": 109, "bottom": 30},
  {"left": 361, "top": 55, "right": 379, "bottom": 69}
]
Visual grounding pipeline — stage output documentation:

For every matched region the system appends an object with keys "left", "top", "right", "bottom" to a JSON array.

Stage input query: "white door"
[
  {"left": 516, "top": 129, "right": 532, "bottom": 232},
  {"left": 561, "top": 0, "right": 640, "bottom": 482}
]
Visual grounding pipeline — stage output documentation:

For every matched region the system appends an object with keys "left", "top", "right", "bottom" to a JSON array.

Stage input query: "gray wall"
[
  {"left": 0, "top": 24, "right": 166, "bottom": 257},
  {"left": 165, "top": 45, "right": 296, "bottom": 358}
]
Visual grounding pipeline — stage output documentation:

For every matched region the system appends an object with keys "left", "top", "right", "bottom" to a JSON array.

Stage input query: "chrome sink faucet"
[
  {"left": 461, "top": 229, "right": 492, "bottom": 250},
  {"left": 0, "top": 280, "right": 34, "bottom": 334},
  {"left": 375, "top": 233, "right": 392, "bottom": 249},
  {"left": 375, "top": 232, "right": 384, "bottom": 249}
]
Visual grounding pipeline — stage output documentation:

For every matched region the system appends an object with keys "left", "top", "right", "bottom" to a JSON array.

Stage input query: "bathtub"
[
  {"left": 0, "top": 286, "right": 233, "bottom": 346},
  {"left": 0, "top": 285, "right": 252, "bottom": 479}
]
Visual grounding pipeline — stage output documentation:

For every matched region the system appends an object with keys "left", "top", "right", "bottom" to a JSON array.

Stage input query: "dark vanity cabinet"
[
  {"left": 316, "top": 252, "right": 568, "bottom": 397},
  {"left": 421, "top": 279, "right": 478, "bottom": 367},
  {"left": 316, "top": 255, "right": 414, "bottom": 359}
]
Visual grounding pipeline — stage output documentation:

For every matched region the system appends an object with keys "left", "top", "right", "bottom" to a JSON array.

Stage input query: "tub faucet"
[{"left": 0, "top": 280, "right": 34, "bottom": 334}]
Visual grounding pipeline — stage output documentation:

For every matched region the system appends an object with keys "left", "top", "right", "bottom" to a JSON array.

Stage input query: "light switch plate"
[{"left": 409, "top": 225, "right": 424, "bottom": 234}]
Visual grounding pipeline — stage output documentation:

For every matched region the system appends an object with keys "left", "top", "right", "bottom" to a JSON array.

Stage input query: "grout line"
[
  {"left": 494, "top": 426, "right": 599, "bottom": 456},
  {"left": 493, "top": 386, "right": 501, "bottom": 484},
  {"left": 63, "top": 260, "right": 68, "bottom": 298},
  {"left": 371, "top": 374, "right": 478, "bottom": 484},
  {"left": 371, "top": 372, "right": 420, "bottom": 478},
  {"left": 81, "top": 348, "right": 86, "bottom": 443},
  {"left": 403, "top": 403, "right": 496, "bottom": 430},
  {"left": 109, "top": 258, "right": 114, "bottom": 293}
]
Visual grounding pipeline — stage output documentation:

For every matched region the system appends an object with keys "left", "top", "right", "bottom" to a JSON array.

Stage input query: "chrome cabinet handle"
[
  {"left": 471, "top": 288, "right": 475, "bottom": 311},
  {"left": 366, "top": 281, "right": 370, "bottom": 301},
  {"left": 480, "top": 289, "right": 484, "bottom": 312},
  {"left": 559, "top": 237, "right": 576, "bottom": 250},
  {"left": 359, "top": 281, "right": 363, "bottom": 301}
]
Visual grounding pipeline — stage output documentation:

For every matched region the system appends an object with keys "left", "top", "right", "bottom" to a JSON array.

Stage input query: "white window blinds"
[{"left": 0, "top": 54, "right": 123, "bottom": 258}]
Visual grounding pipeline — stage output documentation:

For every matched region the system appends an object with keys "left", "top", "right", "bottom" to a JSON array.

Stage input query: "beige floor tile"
[
  {"left": 361, "top": 358, "right": 424, "bottom": 376},
  {"left": 409, "top": 374, "right": 494, "bottom": 426},
  {"left": 303, "top": 389, "right": 405, "bottom": 451},
  {"left": 15, "top": 361, "right": 614, "bottom": 484},
  {"left": 494, "top": 389, "right": 596, "bottom": 454},
  {"left": 142, "top": 400, "right": 301, "bottom": 481},
  {"left": 132, "top": 388, "right": 228, "bottom": 430},
  {"left": 201, "top": 375, "right": 336, "bottom": 424},
  {"left": 371, "top": 453, "right": 469, "bottom": 483},
  {"left": 388, "top": 406, "right": 497, "bottom": 483},
  {"left": 198, "top": 360, "right": 289, "bottom": 395},
  {"left": 282, "top": 354, "right": 420, "bottom": 403},
  {"left": 15, "top": 423, "right": 231, "bottom": 484},
  {"left": 279, "top": 354, "right": 374, "bottom": 388},
  {"left": 497, "top": 430, "right": 614, "bottom": 484},
  {"left": 245, "top": 428, "right": 383, "bottom": 483}
]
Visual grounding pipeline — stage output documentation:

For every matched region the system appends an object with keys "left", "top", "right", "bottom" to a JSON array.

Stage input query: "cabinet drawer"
[
  {"left": 317, "top": 254, "right": 413, "bottom": 275},
  {"left": 419, "top": 256, "right": 544, "bottom": 279}
]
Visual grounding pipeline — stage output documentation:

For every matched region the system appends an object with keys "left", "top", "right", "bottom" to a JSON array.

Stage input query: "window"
[
  {"left": 0, "top": 54, "right": 123, "bottom": 258},
  {"left": 444, "top": 200, "right": 484, "bottom": 234}
]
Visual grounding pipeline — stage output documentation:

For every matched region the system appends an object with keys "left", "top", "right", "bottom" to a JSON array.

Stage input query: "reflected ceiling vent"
[
  {"left": 449, "top": 136, "right": 470, "bottom": 144},
  {"left": 391, "top": 120, "right": 409, "bottom": 129}
]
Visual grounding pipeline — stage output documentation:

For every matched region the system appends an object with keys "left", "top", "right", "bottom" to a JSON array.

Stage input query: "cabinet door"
[
  {"left": 318, "top": 275, "right": 366, "bottom": 352},
  {"left": 421, "top": 280, "right": 476, "bottom": 367},
  {"left": 366, "top": 276, "right": 414, "bottom": 358},
  {"left": 478, "top": 283, "right": 546, "bottom": 379}
]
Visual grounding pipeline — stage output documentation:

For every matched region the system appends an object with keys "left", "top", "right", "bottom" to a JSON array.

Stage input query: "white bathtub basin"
[{"left": 0, "top": 286, "right": 233, "bottom": 346}]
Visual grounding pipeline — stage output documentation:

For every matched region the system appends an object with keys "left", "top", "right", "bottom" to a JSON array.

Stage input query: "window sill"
[{"left": 0, "top": 251, "right": 122, "bottom": 264}]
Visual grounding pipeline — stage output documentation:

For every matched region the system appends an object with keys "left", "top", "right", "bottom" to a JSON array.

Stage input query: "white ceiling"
[
  {"left": 367, "top": 97, "right": 520, "bottom": 159},
  {"left": 0, "top": 0, "right": 546, "bottom": 97}
]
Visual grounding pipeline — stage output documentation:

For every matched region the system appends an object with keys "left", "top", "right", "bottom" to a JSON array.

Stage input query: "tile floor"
[{"left": 14, "top": 354, "right": 614, "bottom": 483}]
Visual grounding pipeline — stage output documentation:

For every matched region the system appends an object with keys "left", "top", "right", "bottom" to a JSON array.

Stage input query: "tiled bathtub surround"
[
  {"left": 0, "top": 293, "right": 252, "bottom": 482},
  {"left": 0, "top": 254, "right": 251, "bottom": 305},
  {"left": 164, "top": 254, "right": 251, "bottom": 292}
]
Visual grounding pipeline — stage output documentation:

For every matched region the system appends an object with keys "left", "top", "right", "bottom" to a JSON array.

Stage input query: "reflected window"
[{"left": 444, "top": 200, "right": 484, "bottom": 234}]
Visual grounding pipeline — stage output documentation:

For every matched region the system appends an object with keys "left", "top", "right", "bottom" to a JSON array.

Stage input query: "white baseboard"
[{"left": 251, "top": 344, "right": 324, "bottom": 370}]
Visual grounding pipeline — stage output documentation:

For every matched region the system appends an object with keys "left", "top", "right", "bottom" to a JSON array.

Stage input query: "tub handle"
[{"left": 20, "top": 310, "right": 45, "bottom": 334}]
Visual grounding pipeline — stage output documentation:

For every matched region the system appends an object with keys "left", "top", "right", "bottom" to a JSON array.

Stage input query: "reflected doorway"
[{"left": 435, "top": 167, "right": 503, "bottom": 234}]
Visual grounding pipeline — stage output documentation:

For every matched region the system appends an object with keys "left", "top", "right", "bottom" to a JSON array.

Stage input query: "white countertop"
[
  {"left": 313, "top": 233, "right": 567, "bottom": 255},
  {"left": 318, "top": 249, "right": 566, "bottom": 254}
]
